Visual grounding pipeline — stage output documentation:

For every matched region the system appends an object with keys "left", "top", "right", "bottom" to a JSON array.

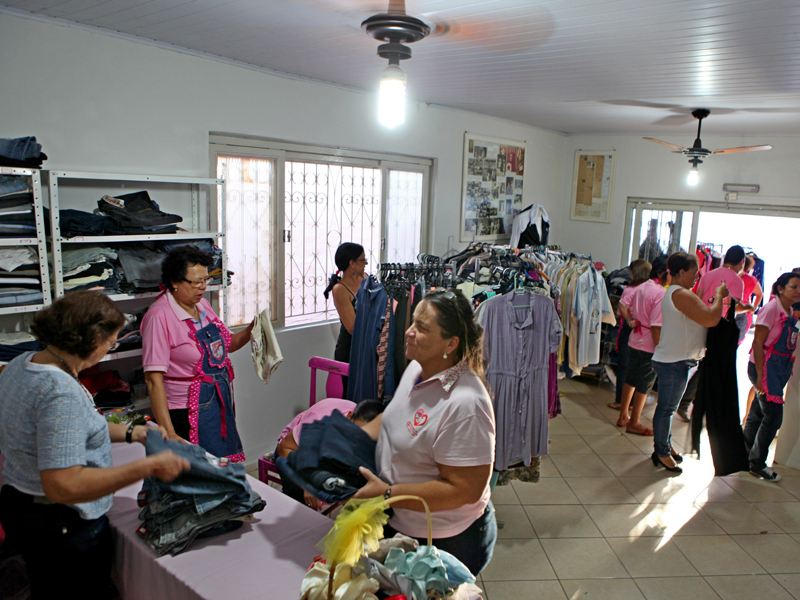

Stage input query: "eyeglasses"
[{"left": 182, "top": 277, "right": 213, "bottom": 288}]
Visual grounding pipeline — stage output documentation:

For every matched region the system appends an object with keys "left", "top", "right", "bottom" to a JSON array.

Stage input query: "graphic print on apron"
[{"left": 186, "top": 318, "right": 245, "bottom": 462}]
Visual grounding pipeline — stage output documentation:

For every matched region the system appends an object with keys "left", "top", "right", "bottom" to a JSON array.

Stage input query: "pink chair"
[{"left": 258, "top": 357, "right": 350, "bottom": 516}]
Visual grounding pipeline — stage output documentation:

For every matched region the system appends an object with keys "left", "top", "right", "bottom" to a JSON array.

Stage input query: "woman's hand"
[
  {"left": 147, "top": 451, "right": 190, "bottom": 482},
  {"left": 353, "top": 467, "right": 389, "bottom": 499},
  {"left": 716, "top": 281, "right": 729, "bottom": 300},
  {"left": 303, "top": 490, "right": 323, "bottom": 510},
  {"left": 754, "top": 374, "right": 766, "bottom": 395},
  {"left": 132, "top": 424, "right": 171, "bottom": 445}
]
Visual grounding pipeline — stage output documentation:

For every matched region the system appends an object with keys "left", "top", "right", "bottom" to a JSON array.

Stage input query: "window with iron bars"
[{"left": 214, "top": 140, "right": 430, "bottom": 328}]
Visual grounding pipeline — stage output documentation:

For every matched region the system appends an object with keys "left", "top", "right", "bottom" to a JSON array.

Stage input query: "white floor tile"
[
  {"left": 704, "top": 574, "right": 794, "bottom": 599},
  {"left": 560, "top": 578, "right": 645, "bottom": 600},
  {"left": 481, "top": 539, "right": 557, "bottom": 581},
  {"left": 540, "top": 538, "right": 628, "bottom": 579},
  {"left": 670, "top": 536, "right": 766, "bottom": 576},
  {"left": 607, "top": 536, "right": 699, "bottom": 578},
  {"left": 524, "top": 505, "right": 603, "bottom": 538},
  {"left": 634, "top": 576, "right": 721, "bottom": 600},
  {"left": 513, "top": 477, "right": 580, "bottom": 505},
  {"left": 731, "top": 534, "right": 800, "bottom": 574},
  {"left": 483, "top": 580, "right": 567, "bottom": 599}
]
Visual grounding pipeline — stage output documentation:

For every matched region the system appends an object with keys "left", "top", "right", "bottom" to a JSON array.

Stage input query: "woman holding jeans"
[{"left": 651, "top": 252, "right": 727, "bottom": 473}]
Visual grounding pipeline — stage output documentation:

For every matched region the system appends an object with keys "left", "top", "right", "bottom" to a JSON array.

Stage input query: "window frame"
[{"left": 210, "top": 135, "right": 432, "bottom": 330}]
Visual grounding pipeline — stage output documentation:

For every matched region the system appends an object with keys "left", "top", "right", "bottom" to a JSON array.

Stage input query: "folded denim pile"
[
  {"left": 276, "top": 410, "right": 377, "bottom": 504},
  {"left": 0, "top": 175, "right": 36, "bottom": 239},
  {"left": 136, "top": 430, "right": 265, "bottom": 556},
  {"left": 59, "top": 240, "right": 229, "bottom": 295},
  {"left": 61, "top": 245, "right": 121, "bottom": 293},
  {"left": 0, "top": 332, "right": 41, "bottom": 365},
  {"left": 0, "top": 137, "right": 47, "bottom": 169},
  {"left": 59, "top": 190, "right": 182, "bottom": 238},
  {"left": 0, "top": 245, "right": 43, "bottom": 307}
]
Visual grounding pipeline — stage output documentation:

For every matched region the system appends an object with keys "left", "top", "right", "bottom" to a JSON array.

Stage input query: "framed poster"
[
  {"left": 460, "top": 133, "right": 526, "bottom": 242},
  {"left": 570, "top": 150, "right": 616, "bottom": 223}
]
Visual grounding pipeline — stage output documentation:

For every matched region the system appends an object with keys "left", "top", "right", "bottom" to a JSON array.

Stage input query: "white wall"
[
  {"left": 558, "top": 134, "right": 800, "bottom": 268},
  {"left": 0, "top": 13, "right": 566, "bottom": 464}
]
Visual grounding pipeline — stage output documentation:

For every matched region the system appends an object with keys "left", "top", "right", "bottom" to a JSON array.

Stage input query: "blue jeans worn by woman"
[
  {"left": 744, "top": 362, "right": 784, "bottom": 471},
  {"left": 651, "top": 359, "right": 697, "bottom": 457}
]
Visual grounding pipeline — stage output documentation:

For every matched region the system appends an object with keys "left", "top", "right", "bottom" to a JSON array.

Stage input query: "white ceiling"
[{"left": 4, "top": 0, "right": 800, "bottom": 135}]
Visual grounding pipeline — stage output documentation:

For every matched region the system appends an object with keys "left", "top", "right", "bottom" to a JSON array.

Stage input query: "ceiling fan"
[{"left": 643, "top": 109, "right": 772, "bottom": 184}]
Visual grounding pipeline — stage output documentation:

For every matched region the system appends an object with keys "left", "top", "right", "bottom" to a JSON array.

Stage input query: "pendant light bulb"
[
  {"left": 687, "top": 165, "right": 699, "bottom": 186},
  {"left": 378, "top": 64, "right": 406, "bottom": 128}
]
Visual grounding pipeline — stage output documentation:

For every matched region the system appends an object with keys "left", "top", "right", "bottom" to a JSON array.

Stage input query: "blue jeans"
[
  {"left": 652, "top": 359, "right": 696, "bottom": 457},
  {"left": 744, "top": 362, "right": 784, "bottom": 470},
  {"left": 384, "top": 500, "right": 497, "bottom": 576}
]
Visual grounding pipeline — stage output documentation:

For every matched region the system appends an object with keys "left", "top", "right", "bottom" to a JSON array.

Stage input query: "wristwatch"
[
  {"left": 125, "top": 422, "right": 136, "bottom": 444},
  {"left": 384, "top": 487, "right": 392, "bottom": 501}
]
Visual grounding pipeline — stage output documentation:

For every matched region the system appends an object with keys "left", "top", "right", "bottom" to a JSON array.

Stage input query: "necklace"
[
  {"left": 45, "top": 347, "right": 100, "bottom": 412},
  {"left": 46, "top": 347, "right": 78, "bottom": 379}
]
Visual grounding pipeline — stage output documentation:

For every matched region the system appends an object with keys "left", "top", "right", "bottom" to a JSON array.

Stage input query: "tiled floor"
[{"left": 478, "top": 376, "right": 800, "bottom": 600}]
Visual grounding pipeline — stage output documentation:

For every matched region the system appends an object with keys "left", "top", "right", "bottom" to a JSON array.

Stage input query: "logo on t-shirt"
[{"left": 406, "top": 408, "right": 429, "bottom": 437}]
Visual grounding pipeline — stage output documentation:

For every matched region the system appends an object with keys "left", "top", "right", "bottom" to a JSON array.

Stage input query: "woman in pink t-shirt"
[
  {"left": 142, "top": 246, "right": 254, "bottom": 461},
  {"left": 743, "top": 273, "right": 800, "bottom": 481},
  {"left": 355, "top": 290, "right": 496, "bottom": 576}
]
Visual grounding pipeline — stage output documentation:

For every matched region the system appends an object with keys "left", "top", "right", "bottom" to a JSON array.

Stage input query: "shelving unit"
[
  {"left": 46, "top": 170, "right": 227, "bottom": 318},
  {"left": 45, "top": 170, "right": 228, "bottom": 416},
  {"left": 0, "top": 167, "right": 52, "bottom": 315}
]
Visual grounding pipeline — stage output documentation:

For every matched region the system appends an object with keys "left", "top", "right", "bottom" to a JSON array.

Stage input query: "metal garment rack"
[
  {"left": 0, "top": 167, "right": 52, "bottom": 316},
  {"left": 46, "top": 171, "right": 228, "bottom": 372}
]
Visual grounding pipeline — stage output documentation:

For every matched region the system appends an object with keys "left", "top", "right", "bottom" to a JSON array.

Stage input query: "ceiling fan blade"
[
  {"left": 712, "top": 145, "right": 773, "bottom": 154},
  {"left": 643, "top": 137, "right": 690, "bottom": 152}
]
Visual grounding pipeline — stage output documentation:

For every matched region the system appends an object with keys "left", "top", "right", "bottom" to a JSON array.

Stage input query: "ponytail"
[{"left": 322, "top": 272, "right": 341, "bottom": 300}]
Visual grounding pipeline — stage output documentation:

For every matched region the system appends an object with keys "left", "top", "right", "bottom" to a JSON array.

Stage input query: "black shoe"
[
  {"left": 651, "top": 452, "right": 682, "bottom": 473},
  {"left": 670, "top": 449, "right": 684, "bottom": 464}
]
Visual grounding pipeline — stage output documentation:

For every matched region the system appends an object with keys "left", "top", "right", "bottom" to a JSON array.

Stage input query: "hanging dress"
[{"left": 690, "top": 301, "right": 749, "bottom": 476}]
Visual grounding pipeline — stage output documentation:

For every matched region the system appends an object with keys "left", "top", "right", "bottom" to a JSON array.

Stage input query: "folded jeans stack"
[
  {"left": 136, "top": 431, "right": 265, "bottom": 556},
  {"left": 0, "top": 137, "right": 48, "bottom": 169},
  {"left": 60, "top": 244, "right": 122, "bottom": 294},
  {"left": 0, "top": 245, "right": 42, "bottom": 306},
  {"left": 0, "top": 176, "right": 35, "bottom": 238},
  {"left": 96, "top": 191, "right": 182, "bottom": 235}
]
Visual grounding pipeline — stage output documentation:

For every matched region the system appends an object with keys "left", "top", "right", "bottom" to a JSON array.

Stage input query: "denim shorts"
[{"left": 624, "top": 348, "right": 657, "bottom": 394}]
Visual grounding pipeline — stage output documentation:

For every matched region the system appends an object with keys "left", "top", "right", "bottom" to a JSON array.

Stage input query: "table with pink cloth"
[{"left": 109, "top": 443, "right": 332, "bottom": 600}]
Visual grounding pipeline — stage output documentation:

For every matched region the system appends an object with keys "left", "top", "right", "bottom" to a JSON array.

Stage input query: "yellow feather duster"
[{"left": 322, "top": 497, "right": 390, "bottom": 567}]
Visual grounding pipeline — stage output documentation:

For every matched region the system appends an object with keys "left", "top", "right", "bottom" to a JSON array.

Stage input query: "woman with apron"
[
  {"left": 744, "top": 272, "right": 800, "bottom": 481},
  {"left": 143, "top": 245, "right": 255, "bottom": 461}
]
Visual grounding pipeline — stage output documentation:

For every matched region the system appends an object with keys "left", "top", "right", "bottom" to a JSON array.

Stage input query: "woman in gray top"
[{"left": 0, "top": 291, "right": 189, "bottom": 599}]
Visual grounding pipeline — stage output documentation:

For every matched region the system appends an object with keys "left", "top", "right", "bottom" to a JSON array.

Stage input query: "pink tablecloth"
[{"left": 109, "top": 443, "right": 332, "bottom": 600}]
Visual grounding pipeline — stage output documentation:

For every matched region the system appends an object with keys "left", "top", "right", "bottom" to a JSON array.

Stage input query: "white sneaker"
[{"left": 750, "top": 466, "right": 782, "bottom": 482}]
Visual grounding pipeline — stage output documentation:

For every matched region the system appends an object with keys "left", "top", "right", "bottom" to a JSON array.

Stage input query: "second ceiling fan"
[{"left": 643, "top": 109, "right": 772, "bottom": 184}]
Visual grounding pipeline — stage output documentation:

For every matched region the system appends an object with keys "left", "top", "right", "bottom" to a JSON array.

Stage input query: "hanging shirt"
[
  {"left": 571, "top": 267, "right": 615, "bottom": 366},
  {"left": 620, "top": 279, "right": 665, "bottom": 354}
]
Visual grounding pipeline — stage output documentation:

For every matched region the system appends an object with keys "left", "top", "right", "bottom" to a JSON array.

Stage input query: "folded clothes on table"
[{"left": 136, "top": 431, "right": 265, "bottom": 556}]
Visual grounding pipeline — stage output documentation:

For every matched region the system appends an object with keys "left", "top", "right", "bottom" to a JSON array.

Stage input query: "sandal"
[
  {"left": 607, "top": 402, "right": 622, "bottom": 409},
  {"left": 626, "top": 425, "right": 654, "bottom": 436}
]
